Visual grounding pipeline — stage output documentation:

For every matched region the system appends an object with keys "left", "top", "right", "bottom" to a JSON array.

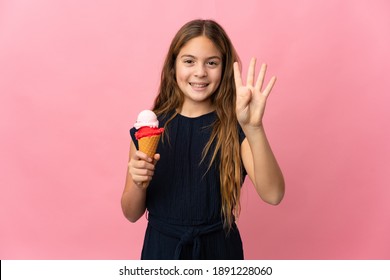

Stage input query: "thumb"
[{"left": 153, "top": 153, "right": 161, "bottom": 164}]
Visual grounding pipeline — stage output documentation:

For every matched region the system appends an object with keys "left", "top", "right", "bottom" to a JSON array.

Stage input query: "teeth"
[{"left": 190, "top": 83, "right": 208, "bottom": 88}]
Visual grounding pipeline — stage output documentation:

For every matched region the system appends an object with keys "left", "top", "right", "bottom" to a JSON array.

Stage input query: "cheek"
[
  {"left": 212, "top": 70, "right": 222, "bottom": 85},
  {"left": 175, "top": 71, "right": 187, "bottom": 90},
  {"left": 176, "top": 68, "right": 190, "bottom": 83}
]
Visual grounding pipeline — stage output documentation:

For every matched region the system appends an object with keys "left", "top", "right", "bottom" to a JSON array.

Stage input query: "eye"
[
  {"left": 207, "top": 60, "right": 219, "bottom": 67},
  {"left": 183, "top": 59, "right": 194, "bottom": 64}
]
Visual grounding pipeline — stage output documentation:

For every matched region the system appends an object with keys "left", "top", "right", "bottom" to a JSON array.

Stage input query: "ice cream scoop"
[
  {"left": 135, "top": 126, "right": 164, "bottom": 140},
  {"left": 134, "top": 110, "right": 159, "bottom": 129}
]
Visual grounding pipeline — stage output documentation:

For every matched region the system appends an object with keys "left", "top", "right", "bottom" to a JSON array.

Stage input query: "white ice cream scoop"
[{"left": 134, "top": 110, "right": 159, "bottom": 129}]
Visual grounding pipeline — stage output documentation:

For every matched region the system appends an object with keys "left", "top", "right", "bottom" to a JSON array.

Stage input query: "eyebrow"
[{"left": 180, "top": 54, "right": 221, "bottom": 60}]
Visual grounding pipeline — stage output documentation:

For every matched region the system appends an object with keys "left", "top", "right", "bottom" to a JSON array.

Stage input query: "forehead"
[{"left": 178, "top": 36, "right": 221, "bottom": 58}]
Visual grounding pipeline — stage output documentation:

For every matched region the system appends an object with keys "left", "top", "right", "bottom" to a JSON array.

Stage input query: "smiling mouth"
[{"left": 189, "top": 82, "right": 209, "bottom": 88}]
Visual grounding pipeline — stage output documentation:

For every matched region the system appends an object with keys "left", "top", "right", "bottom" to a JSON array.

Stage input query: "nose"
[{"left": 194, "top": 64, "right": 207, "bottom": 77}]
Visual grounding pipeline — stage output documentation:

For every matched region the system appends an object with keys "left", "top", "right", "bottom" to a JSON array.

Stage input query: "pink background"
[{"left": 1, "top": 0, "right": 389, "bottom": 259}]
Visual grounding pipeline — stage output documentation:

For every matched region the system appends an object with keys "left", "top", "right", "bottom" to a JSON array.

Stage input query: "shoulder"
[
  {"left": 157, "top": 111, "right": 176, "bottom": 126},
  {"left": 238, "top": 123, "right": 246, "bottom": 144},
  {"left": 129, "top": 127, "right": 138, "bottom": 149}
]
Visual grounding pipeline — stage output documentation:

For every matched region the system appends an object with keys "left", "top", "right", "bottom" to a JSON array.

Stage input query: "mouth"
[{"left": 189, "top": 82, "right": 209, "bottom": 88}]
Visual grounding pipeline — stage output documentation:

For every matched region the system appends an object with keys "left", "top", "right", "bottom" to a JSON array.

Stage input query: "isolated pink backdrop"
[{"left": 1, "top": 0, "right": 389, "bottom": 259}]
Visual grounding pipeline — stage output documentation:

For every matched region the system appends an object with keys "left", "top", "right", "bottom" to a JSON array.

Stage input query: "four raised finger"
[
  {"left": 255, "top": 63, "right": 267, "bottom": 92},
  {"left": 233, "top": 62, "right": 243, "bottom": 88},
  {"left": 246, "top": 57, "right": 257, "bottom": 87},
  {"left": 237, "top": 58, "right": 276, "bottom": 95},
  {"left": 262, "top": 76, "right": 277, "bottom": 97}
]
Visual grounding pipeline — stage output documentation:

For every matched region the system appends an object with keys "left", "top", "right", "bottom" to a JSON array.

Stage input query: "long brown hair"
[{"left": 153, "top": 19, "right": 243, "bottom": 229}]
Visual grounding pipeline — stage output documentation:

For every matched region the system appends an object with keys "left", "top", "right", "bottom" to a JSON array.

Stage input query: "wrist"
[
  {"left": 241, "top": 123, "right": 265, "bottom": 135},
  {"left": 133, "top": 181, "right": 149, "bottom": 191}
]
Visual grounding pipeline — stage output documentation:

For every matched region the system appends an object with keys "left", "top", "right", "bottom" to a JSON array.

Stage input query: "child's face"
[{"left": 175, "top": 36, "right": 222, "bottom": 109}]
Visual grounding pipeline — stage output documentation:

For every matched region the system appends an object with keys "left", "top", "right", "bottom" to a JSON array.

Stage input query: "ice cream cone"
[{"left": 138, "top": 134, "right": 161, "bottom": 158}]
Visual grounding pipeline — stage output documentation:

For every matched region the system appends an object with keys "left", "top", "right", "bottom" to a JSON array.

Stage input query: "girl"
[{"left": 122, "top": 19, "right": 285, "bottom": 259}]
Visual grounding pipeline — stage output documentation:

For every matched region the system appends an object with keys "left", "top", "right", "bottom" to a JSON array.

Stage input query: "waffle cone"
[{"left": 138, "top": 135, "right": 161, "bottom": 158}]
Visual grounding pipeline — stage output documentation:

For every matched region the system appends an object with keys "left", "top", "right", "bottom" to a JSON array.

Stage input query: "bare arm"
[
  {"left": 121, "top": 140, "right": 160, "bottom": 222},
  {"left": 241, "top": 127, "right": 285, "bottom": 204},
  {"left": 234, "top": 58, "right": 285, "bottom": 205}
]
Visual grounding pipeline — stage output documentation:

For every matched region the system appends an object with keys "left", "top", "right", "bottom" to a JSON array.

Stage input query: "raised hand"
[{"left": 233, "top": 58, "right": 276, "bottom": 129}]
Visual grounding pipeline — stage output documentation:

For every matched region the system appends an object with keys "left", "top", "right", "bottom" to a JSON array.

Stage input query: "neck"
[{"left": 178, "top": 101, "right": 215, "bottom": 118}]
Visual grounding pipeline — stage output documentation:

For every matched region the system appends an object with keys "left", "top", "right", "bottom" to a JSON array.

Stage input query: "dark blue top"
[{"left": 130, "top": 111, "right": 247, "bottom": 259}]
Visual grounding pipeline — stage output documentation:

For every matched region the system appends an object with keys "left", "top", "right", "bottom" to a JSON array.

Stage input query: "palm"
[{"left": 234, "top": 58, "right": 276, "bottom": 128}]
